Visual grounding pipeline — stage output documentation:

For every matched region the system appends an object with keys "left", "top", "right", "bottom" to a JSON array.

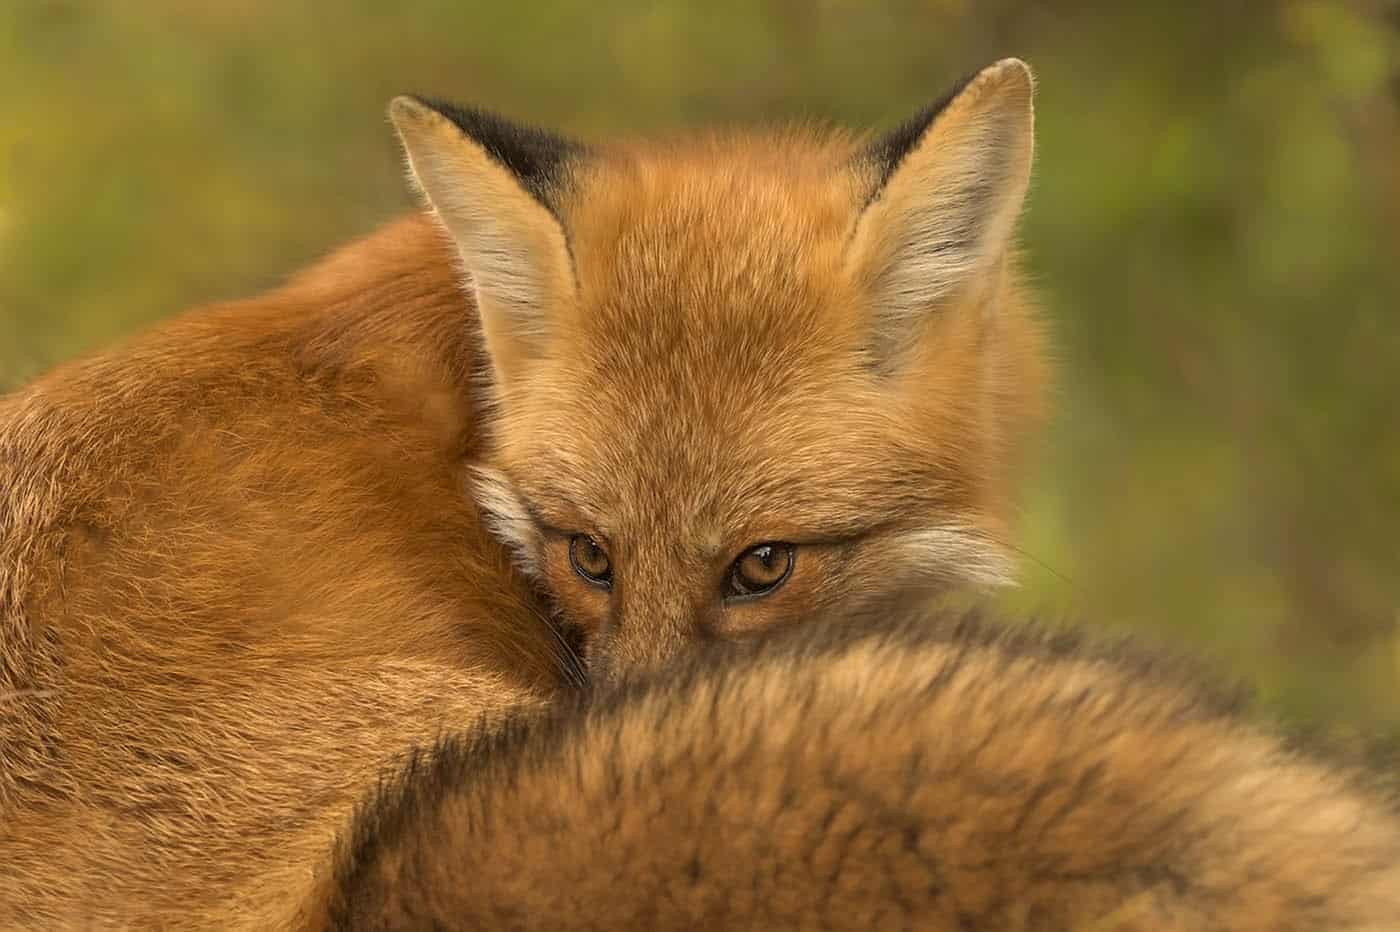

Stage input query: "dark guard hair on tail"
[{"left": 316, "top": 600, "right": 1400, "bottom": 930}]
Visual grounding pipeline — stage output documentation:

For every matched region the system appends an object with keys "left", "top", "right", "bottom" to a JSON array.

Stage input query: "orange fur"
[
  {"left": 2, "top": 59, "right": 1048, "bottom": 925},
  {"left": 319, "top": 603, "right": 1400, "bottom": 930},
  {"left": 397, "top": 60, "right": 1048, "bottom": 674},
  {"left": 0, "top": 216, "right": 576, "bottom": 927}
]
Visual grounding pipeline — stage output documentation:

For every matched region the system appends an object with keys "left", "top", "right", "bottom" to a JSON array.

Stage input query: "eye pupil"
[
  {"left": 727, "top": 542, "right": 794, "bottom": 599},
  {"left": 569, "top": 534, "right": 612, "bottom": 589}
]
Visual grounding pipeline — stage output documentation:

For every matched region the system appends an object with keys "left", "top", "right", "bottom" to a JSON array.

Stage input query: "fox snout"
[{"left": 587, "top": 592, "right": 710, "bottom": 683}]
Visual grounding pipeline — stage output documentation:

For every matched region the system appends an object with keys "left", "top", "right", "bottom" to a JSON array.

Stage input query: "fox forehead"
[
  {"left": 498, "top": 377, "right": 958, "bottom": 549},
  {"left": 556, "top": 132, "right": 872, "bottom": 348},
  {"left": 489, "top": 135, "right": 984, "bottom": 543}
]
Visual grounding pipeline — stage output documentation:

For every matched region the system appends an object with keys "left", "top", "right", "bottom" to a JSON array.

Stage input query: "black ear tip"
[
  {"left": 402, "top": 98, "right": 585, "bottom": 211},
  {"left": 865, "top": 69, "right": 978, "bottom": 176},
  {"left": 417, "top": 99, "right": 584, "bottom": 160}
]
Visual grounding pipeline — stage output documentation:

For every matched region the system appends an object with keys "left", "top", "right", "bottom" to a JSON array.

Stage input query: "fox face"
[{"left": 392, "top": 59, "right": 1045, "bottom": 676}]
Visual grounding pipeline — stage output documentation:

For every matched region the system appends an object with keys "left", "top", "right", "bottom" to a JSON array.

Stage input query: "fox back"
[
  {"left": 0, "top": 216, "right": 580, "bottom": 927},
  {"left": 321, "top": 604, "right": 1400, "bottom": 931}
]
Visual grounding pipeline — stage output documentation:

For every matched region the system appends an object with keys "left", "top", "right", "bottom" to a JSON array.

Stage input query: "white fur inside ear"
[
  {"left": 848, "top": 63, "right": 1034, "bottom": 363},
  {"left": 390, "top": 99, "right": 575, "bottom": 369},
  {"left": 888, "top": 524, "right": 1018, "bottom": 588},
  {"left": 867, "top": 128, "right": 1012, "bottom": 317},
  {"left": 470, "top": 466, "right": 543, "bottom": 577},
  {"left": 420, "top": 170, "right": 558, "bottom": 342}
]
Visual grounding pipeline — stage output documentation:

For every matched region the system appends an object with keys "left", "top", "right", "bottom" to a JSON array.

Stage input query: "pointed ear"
[
  {"left": 845, "top": 59, "right": 1035, "bottom": 367},
  {"left": 389, "top": 96, "right": 584, "bottom": 389}
]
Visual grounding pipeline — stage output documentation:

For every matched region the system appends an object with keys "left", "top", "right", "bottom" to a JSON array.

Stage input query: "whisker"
[
  {"left": 527, "top": 603, "right": 589, "bottom": 689},
  {"left": 999, "top": 540, "right": 1076, "bottom": 591}
]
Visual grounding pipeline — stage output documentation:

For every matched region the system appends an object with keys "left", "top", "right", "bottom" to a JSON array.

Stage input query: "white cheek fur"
[
  {"left": 469, "top": 466, "right": 544, "bottom": 578},
  {"left": 887, "top": 523, "right": 1017, "bottom": 588}
]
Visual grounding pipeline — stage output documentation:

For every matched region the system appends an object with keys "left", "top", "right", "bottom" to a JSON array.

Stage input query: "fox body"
[
  {"left": 1, "top": 60, "right": 1043, "bottom": 926},
  {"left": 321, "top": 603, "right": 1400, "bottom": 931},
  {"left": 0, "top": 214, "right": 577, "bottom": 927}
]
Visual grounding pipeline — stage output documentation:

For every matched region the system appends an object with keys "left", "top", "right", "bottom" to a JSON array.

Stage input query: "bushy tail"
[{"left": 317, "top": 606, "right": 1400, "bottom": 931}]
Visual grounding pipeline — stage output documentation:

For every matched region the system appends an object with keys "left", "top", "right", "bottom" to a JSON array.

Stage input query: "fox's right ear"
[
  {"left": 845, "top": 59, "right": 1035, "bottom": 370},
  {"left": 389, "top": 97, "right": 584, "bottom": 393}
]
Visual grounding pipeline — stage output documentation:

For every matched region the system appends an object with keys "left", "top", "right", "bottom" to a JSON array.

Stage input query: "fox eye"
[
  {"left": 568, "top": 534, "right": 613, "bottom": 589},
  {"left": 725, "top": 542, "right": 795, "bottom": 600}
]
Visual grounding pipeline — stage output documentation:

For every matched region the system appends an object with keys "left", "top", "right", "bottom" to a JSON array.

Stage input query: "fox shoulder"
[
  {"left": 319, "top": 604, "right": 1400, "bottom": 931},
  {"left": 0, "top": 213, "right": 581, "bottom": 926}
]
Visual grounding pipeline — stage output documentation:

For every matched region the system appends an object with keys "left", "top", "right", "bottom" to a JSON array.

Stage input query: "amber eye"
[
  {"left": 725, "top": 542, "right": 795, "bottom": 599},
  {"left": 568, "top": 534, "right": 613, "bottom": 589}
]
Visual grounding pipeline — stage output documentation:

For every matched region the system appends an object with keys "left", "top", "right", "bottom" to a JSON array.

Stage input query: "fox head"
[{"left": 390, "top": 59, "right": 1045, "bottom": 678}]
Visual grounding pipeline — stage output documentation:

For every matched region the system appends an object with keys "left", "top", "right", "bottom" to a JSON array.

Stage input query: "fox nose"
[{"left": 591, "top": 589, "right": 704, "bottom": 682}]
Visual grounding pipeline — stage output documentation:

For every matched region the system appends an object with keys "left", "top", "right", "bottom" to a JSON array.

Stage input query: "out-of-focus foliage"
[{"left": 4, "top": 1, "right": 1398, "bottom": 739}]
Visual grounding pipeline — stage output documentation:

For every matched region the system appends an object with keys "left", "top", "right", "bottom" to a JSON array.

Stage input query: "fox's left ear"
[
  {"left": 389, "top": 97, "right": 584, "bottom": 393},
  {"left": 846, "top": 58, "right": 1035, "bottom": 366}
]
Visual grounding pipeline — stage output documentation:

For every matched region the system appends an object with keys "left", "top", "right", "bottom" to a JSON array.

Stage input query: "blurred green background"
[{"left": 4, "top": 2, "right": 1398, "bottom": 741}]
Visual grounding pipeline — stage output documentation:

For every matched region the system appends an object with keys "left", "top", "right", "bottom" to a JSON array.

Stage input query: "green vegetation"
[{"left": 4, "top": 1, "right": 1398, "bottom": 739}]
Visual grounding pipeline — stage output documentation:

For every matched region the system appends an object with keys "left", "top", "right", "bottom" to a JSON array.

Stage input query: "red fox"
[
  {"left": 0, "top": 59, "right": 1044, "bottom": 926},
  {"left": 391, "top": 57, "right": 1046, "bottom": 677},
  {"left": 317, "top": 601, "right": 1400, "bottom": 931}
]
